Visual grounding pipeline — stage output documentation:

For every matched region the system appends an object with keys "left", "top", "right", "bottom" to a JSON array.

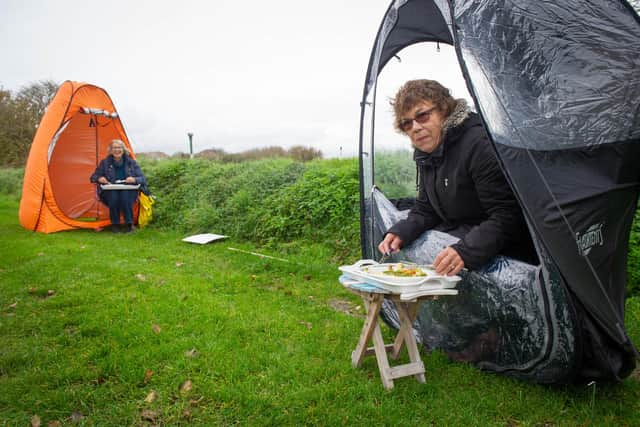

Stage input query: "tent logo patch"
[{"left": 576, "top": 223, "right": 604, "bottom": 256}]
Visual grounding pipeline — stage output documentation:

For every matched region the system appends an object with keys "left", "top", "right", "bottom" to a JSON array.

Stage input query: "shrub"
[
  {"left": 375, "top": 150, "right": 416, "bottom": 199},
  {"left": 0, "top": 167, "right": 24, "bottom": 198},
  {"left": 628, "top": 214, "right": 640, "bottom": 297},
  {"left": 255, "top": 158, "right": 359, "bottom": 246},
  {"left": 139, "top": 157, "right": 360, "bottom": 261}
]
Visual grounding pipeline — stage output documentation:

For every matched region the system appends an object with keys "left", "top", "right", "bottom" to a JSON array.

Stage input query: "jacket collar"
[
  {"left": 414, "top": 143, "right": 443, "bottom": 167},
  {"left": 441, "top": 98, "right": 472, "bottom": 142}
]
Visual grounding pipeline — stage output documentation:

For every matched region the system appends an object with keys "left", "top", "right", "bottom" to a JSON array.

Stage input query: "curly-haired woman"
[{"left": 378, "top": 79, "right": 536, "bottom": 274}]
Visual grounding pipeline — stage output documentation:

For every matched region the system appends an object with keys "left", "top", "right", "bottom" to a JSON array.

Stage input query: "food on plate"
[{"left": 381, "top": 263, "right": 427, "bottom": 277}]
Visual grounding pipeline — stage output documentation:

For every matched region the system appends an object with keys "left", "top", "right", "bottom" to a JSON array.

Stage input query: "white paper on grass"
[{"left": 182, "top": 233, "right": 228, "bottom": 244}]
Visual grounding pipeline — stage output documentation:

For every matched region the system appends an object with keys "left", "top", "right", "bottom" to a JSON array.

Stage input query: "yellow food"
[{"left": 382, "top": 263, "right": 426, "bottom": 277}]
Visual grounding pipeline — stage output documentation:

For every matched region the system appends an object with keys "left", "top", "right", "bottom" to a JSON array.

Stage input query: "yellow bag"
[{"left": 138, "top": 192, "right": 155, "bottom": 228}]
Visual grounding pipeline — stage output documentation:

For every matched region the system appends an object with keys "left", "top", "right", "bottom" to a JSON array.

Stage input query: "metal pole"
[{"left": 188, "top": 132, "right": 194, "bottom": 159}]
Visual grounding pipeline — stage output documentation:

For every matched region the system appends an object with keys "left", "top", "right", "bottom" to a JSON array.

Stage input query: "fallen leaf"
[
  {"left": 8, "top": 302, "right": 17, "bottom": 309},
  {"left": 28, "top": 287, "right": 38, "bottom": 294},
  {"left": 136, "top": 274, "right": 147, "bottom": 281},
  {"left": 90, "top": 376, "right": 107, "bottom": 385},
  {"left": 179, "top": 379, "right": 193, "bottom": 394},
  {"left": 31, "top": 415, "right": 41, "bottom": 427},
  {"left": 250, "top": 275, "right": 257, "bottom": 281},
  {"left": 47, "top": 290, "right": 56, "bottom": 297},
  {"left": 144, "top": 369, "right": 153, "bottom": 383},
  {"left": 37, "top": 252, "right": 45, "bottom": 256},
  {"left": 184, "top": 348, "right": 200, "bottom": 358},
  {"left": 299, "top": 320, "right": 312, "bottom": 329},
  {"left": 151, "top": 324, "right": 161, "bottom": 334},
  {"left": 68, "top": 411, "right": 84, "bottom": 423},
  {"left": 189, "top": 397, "right": 204, "bottom": 406},
  {"left": 47, "top": 421, "right": 62, "bottom": 427},
  {"left": 175, "top": 262, "right": 184, "bottom": 267},
  {"left": 182, "top": 409, "right": 192, "bottom": 419},
  {"left": 144, "top": 390, "right": 158, "bottom": 403},
  {"left": 140, "top": 409, "right": 157, "bottom": 422}
]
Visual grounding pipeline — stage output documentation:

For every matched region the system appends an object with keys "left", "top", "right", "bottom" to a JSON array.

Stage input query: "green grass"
[{"left": 1, "top": 194, "right": 640, "bottom": 426}]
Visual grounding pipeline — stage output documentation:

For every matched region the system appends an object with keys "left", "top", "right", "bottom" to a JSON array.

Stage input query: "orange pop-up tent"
[{"left": 19, "top": 80, "right": 137, "bottom": 233}]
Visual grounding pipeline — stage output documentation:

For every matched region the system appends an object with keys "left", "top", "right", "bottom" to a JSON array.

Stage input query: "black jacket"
[{"left": 388, "top": 108, "right": 534, "bottom": 270}]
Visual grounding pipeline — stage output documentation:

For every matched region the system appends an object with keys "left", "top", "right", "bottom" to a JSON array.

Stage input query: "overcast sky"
[{"left": 0, "top": 0, "right": 471, "bottom": 158}]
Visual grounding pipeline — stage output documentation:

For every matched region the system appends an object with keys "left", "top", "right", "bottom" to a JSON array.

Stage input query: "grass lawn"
[{"left": 1, "top": 194, "right": 640, "bottom": 426}]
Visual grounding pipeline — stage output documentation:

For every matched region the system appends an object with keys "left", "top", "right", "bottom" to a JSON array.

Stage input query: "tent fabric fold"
[{"left": 359, "top": 0, "right": 639, "bottom": 382}]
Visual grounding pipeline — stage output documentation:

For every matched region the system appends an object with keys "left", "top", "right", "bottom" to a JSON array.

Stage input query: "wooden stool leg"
[
  {"left": 351, "top": 294, "right": 383, "bottom": 368},
  {"left": 371, "top": 317, "right": 395, "bottom": 389},
  {"left": 391, "top": 302, "right": 420, "bottom": 359},
  {"left": 397, "top": 302, "right": 426, "bottom": 383}
]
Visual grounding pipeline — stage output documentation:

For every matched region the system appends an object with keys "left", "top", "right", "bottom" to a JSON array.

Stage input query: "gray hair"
[{"left": 108, "top": 139, "right": 130, "bottom": 156}]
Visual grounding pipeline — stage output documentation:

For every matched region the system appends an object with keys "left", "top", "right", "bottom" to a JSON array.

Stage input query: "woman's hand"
[
  {"left": 378, "top": 233, "right": 403, "bottom": 257},
  {"left": 98, "top": 176, "right": 109, "bottom": 184},
  {"left": 124, "top": 177, "right": 137, "bottom": 184},
  {"left": 433, "top": 246, "right": 465, "bottom": 276}
]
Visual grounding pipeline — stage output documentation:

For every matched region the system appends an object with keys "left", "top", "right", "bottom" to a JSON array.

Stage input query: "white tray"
[
  {"left": 339, "top": 259, "right": 460, "bottom": 293},
  {"left": 100, "top": 184, "right": 141, "bottom": 190}
]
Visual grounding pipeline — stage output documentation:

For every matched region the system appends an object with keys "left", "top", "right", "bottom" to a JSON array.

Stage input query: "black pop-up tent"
[{"left": 359, "top": 0, "right": 640, "bottom": 383}]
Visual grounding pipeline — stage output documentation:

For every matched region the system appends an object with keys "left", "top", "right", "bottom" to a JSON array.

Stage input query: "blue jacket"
[{"left": 90, "top": 154, "right": 149, "bottom": 196}]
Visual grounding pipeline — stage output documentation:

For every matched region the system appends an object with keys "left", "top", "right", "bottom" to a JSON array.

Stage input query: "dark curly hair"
[{"left": 390, "top": 79, "right": 457, "bottom": 133}]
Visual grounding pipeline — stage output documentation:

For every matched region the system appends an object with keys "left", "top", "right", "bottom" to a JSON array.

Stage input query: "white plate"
[
  {"left": 360, "top": 263, "right": 433, "bottom": 284},
  {"left": 100, "top": 184, "right": 141, "bottom": 190},
  {"left": 339, "top": 259, "right": 460, "bottom": 293}
]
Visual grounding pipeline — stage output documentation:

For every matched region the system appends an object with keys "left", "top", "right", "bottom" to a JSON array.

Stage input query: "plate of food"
[
  {"left": 100, "top": 183, "right": 141, "bottom": 190},
  {"left": 339, "top": 259, "right": 460, "bottom": 292},
  {"left": 362, "top": 262, "right": 431, "bottom": 282}
]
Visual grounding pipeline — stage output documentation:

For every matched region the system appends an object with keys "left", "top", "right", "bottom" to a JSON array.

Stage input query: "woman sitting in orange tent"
[{"left": 90, "top": 139, "right": 148, "bottom": 233}]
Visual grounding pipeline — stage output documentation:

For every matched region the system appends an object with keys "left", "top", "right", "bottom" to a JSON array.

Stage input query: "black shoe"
[
  {"left": 124, "top": 224, "right": 134, "bottom": 233},
  {"left": 111, "top": 224, "right": 121, "bottom": 233}
]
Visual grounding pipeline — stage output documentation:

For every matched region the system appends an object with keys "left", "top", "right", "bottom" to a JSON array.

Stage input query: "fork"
[{"left": 378, "top": 249, "right": 396, "bottom": 264}]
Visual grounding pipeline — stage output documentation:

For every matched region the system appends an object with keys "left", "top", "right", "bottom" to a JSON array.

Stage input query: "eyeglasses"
[{"left": 399, "top": 107, "right": 437, "bottom": 132}]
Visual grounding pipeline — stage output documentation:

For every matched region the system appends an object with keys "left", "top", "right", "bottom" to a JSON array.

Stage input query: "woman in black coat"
[
  {"left": 378, "top": 80, "right": 535, "bottom": 275},
  {"left": 90, "top": 139, "right": 147, "bottom": 233}
]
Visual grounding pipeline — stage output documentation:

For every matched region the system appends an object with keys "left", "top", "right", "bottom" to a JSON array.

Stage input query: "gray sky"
[{"left": 0, "top": 0, "right": 470, "bottom": 158}]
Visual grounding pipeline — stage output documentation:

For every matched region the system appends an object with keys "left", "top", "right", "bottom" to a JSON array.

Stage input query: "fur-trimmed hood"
[
  {"left": 413, "top": 98, "right": 472, "bottom": 164},
  {"left": 441, "top": 99, "right": 472, "bottom": 141}
]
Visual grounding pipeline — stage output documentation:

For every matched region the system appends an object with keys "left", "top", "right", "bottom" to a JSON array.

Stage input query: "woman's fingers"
[
  {"left": 377, "top": 235, "right": 392, "bottom": 255},
  {"left": 434, "top": 247, "right": 465, "bottom": 276},
  {"left": 378, "top": 233, "right": 403, "bottom": 255}
]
